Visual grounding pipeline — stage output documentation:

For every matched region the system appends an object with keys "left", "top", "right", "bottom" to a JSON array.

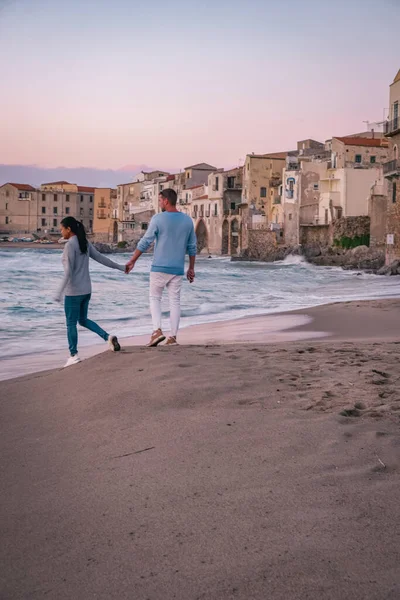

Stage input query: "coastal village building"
[
  {"left": 282, "top": 135, "right": 388, "bottom": 246},
  {"left": 0, "top": 181, "right": 96, "bottom": 236},
  {"left": 93, "top": 188, "right": 118, "bottom": 243},
  {"left": 384, "top": 68, "right": 400, "bottom": 264},
  {"left": 183, "top": 163, "right": 217, "bottom": 189},
  {"left": 242, "top": 153, "right": 287, "bottom": 225},
  {"left": 0, "top": 183, "right": 37, "bottom": 234},
  {"left": 39, "top": 181, "right": 95, "bottom": 233}
]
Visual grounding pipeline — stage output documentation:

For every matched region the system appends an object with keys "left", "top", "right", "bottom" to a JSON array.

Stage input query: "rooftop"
[
  {"left": 77, "top": 186, "right": 95, "bottom": 193},
  {"left": 185, "top": 163, "right": 217, "bottom": 171},
  {"left": 186, "top": 184, "right": 204, "bottom": 190},
  {"left": 2, "top": 183, "right": 36, "bottom": 192},
  {"left": 42, "top": 180, "right": 72, "bottom": 186},
  {"left": 334, "top": 136, "right": 389, "bottom": 148}
]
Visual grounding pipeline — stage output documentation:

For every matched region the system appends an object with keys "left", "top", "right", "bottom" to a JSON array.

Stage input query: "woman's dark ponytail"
[{"left": 61, "top": 217, "right": 88, "bottom": 254}]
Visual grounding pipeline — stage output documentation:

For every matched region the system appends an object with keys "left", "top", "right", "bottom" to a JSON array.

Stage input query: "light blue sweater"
[{"left": 137, "top": 212, "right": 197, "bottom": 276}]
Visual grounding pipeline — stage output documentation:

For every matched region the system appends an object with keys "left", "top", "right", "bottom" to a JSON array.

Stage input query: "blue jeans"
[{"left": 64, "top": 294, "right": 109, "bottom": 356}]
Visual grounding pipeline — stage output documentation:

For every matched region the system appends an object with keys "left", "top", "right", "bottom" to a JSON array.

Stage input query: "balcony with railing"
[
  {"left": 385, "top": 118, "right": 400, "bottom": 137},
  {"left": 98, "top": 202, "right": 107, "bottom": 208},
  {"left": 383, "top": 159, "right": 400, "bottom": 177}
]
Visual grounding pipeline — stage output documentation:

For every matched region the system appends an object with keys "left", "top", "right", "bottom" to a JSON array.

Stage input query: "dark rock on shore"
[{"left": 377, "top": 260, "right": 400, "bottom": 276}]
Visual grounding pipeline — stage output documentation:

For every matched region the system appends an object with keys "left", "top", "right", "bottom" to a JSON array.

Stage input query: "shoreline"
[{"left": 2, "top": 298, "right": 400, "bottom": 382}]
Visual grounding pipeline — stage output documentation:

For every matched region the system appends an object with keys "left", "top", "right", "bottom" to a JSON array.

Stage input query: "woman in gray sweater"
[{"left": 55, "top": 217, "right": 125, "bottom": 368}]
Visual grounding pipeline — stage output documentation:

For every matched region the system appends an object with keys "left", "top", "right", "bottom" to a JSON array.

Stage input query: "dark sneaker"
[{"left": 108, "top": 335, "right": 121, "bottom": 351}]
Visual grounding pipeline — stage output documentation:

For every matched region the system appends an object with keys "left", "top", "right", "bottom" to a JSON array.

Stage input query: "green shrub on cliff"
[{"left": 333, "top": 234, "right": 370, "bottom": 249}]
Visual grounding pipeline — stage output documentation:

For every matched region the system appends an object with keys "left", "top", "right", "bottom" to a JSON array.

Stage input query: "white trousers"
[{"left": 149, "top": 272, "right": 183, "bottom": 337}]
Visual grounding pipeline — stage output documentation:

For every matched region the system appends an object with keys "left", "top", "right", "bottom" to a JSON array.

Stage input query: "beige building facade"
[
  {"left": 384, "top": 68, "right": 400, "bottom": 264},
  {"left": 242, "top": 153, "right": 286, "bottom": 218},
  {"left": 93, "top": 188, "right": 118, "bottom": 243},
  {"left": 39, "top": 181, "right": 94, "bottom": 233},
  {"left": 0, "top": 183, "right": 38, "bottom": 235}
]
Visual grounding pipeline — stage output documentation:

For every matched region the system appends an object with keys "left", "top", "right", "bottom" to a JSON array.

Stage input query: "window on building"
[
  {"left": 66, "top": 194, "right": 70, "bottom": 202},
  {"left": 230, "top": 202, "right": 236, "bottom": 210},
  {"left": 53, "top": 219, "right": 57, "bottom": 227},
  {"left": 394, "top": 101, "right": 399, "bottom": 129},
  {"left": 325, "top": 209, "right": 329, "bottom": 224},
  {"left": 42, "top": 193, "right": 46, "bottom": 201},
  {"left": 260, "top": 187, "right": 267, "bottom": 197},
  {"left": 5, "top": 190, "right": 9, "bottom": 198},
  {"left": 5, "top": 203, "right": 8, "bottom": 210},
  {"left": 53, "top": 207, "right": 58, "bottom": 214},
  {"left": 80, "top": 208, "right": 84, "bottom": 216},
  {"left": 336, "top": 207, "right": 343, "bottom": 219},
  {"left": 215, "top": 176, "right": 219, "bottom": 191},
  {"left": 288, "top": 213, "right": 292, "bottom": 221},
  {"left": 186, "top": 172, "right": 190, "bottom": 179},
  {"left": 5, "top": 216, "right": 9, "bottom": 225},
  {"left": 185, "top": 193, "right": 189, "bottom": 202},
  {"left": 313, "top": 183, "right": 319, "bottom": 190},
  {"left": 393, "top": 182, "right": 397, "bottom": 204},
  {"left": 370, "top": 156, "right": 376, "bottom": 164},
  {"left": 65, "top": 207, "right": 70, "bottom": 215},
  {"left": 80, "top": 195, "right": 84, "bottom": 202},
  {"left": 41, "top": 218, "right": 46, "bottom": 227},
  {"left": 89, "top": 220, "right": 93, "bottom": 230},
  {"left": 89, "top": 208, "right": 93, "bottom": 215},
  {"left": 90, "top": 196, "right": 93, "bottom": 203},
  {"left": 355, "top": 154, "right": 362, "bottom": 163},
  {"left": 141, "top": 223, "right": 148, "bottom": 231},
  {"left": 214, "top": 203, "right": 218, "bottom": 216},
  {"left": 160, "top": 185, "right": 163, "bottom": 191},
  {"left": 42, "top": 207, "right": 46, "bottom": 214},
  {"left": 54, "top": 194, "right": 57, "bottom": 201}
]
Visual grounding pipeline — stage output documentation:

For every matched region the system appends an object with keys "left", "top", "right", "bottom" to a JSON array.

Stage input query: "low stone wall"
[
  {"left": 332, "top": 216, "right": 370, "bottom": 243},
  {"left": 300, "top": 225, "right": 331, "bottom": 247},
  {"left": 240, "top": 229, "right": 289, "bottom": 262}
]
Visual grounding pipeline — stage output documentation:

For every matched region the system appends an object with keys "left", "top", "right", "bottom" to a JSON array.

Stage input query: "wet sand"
[
  {"left": 0, "top": 299, "right": 400, "bottom": 599},
  {"left": 1, "top": 298, "right": 400, "bottom": 381}
]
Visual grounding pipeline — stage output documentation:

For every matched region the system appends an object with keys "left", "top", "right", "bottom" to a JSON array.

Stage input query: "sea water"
[{"left": 0, "top": 247, "right": 399, "bottom": 362}]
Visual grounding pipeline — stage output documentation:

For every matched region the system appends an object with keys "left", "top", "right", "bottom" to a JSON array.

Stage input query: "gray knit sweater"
[{"left": 57, "top": 235, "right": 125, "bottom": 297}]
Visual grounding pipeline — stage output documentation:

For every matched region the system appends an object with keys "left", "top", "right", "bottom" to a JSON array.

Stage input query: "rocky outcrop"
[
  {"left": 92, "top": 242, "right": 136, "bottom": 254},
  {"left": 377, "top": 260, "right": 400, "bottom": 276},
  {"left": 307, "top": 244, "right": 385, "bottom": 272},
  {"left": 239, "top": 239, "right": 385, "bottom": 273}
]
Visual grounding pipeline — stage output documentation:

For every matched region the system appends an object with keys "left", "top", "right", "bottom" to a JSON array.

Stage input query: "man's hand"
[
  {"left": 187, "top": 268, "right": 195, "bottom": 283},
  {"left": 125, "top": 259, "right": 136, "bottom": 274}
]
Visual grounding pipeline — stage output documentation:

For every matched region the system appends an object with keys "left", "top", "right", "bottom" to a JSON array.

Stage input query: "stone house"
[
  {"left": 183, "top": 163, "right": 217, "bottom": 189},
  {"left": 38, "top": 181, "right": 94, "bottom": 233},
  {"left": 383, "top": 68, "right": 400, "bottom": 264},
  {"left": 93, "top": 188, "right": 118, "bottom": 243},
  {"left": 328, "top": 136, "right": 389, "bottom": 169},
  {"left": 242, "top": 152, "right": 286, "bottom": 218},
  {"left": 0, "top": 183, "right": 38, "bottom": 235}
]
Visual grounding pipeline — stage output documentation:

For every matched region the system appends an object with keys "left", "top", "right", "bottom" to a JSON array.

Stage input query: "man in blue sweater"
[{"left": 125, "top": 188, "right": 197, "bottom": 346}]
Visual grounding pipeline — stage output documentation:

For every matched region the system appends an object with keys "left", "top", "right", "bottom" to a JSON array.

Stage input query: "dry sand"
[{"left": 1, "top": 300, "right": 400, "bottom": 599}]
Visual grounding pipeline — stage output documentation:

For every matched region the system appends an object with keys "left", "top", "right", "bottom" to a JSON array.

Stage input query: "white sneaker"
[
  {"left": 108, "top": 335, "right": 121, "bottom": 351},
  {"left": 63, "top": 355, "right": 81, "bottom": 368}
]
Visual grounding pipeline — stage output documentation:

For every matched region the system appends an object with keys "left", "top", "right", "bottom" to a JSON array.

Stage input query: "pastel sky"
[{"left": 0, "top": 0, "right": 399, "bottom": 171}]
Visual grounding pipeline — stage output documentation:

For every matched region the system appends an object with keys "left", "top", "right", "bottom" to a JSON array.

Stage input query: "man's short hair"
[{"left": 160, "top": 188, "right": 177, "bottom": 206}]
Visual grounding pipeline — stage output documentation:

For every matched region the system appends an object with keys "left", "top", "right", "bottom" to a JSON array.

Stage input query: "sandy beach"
[{"left": 1, "top": 299, "right": 400, "bottom": 599}]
